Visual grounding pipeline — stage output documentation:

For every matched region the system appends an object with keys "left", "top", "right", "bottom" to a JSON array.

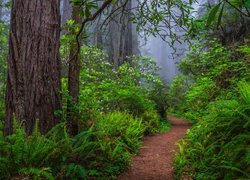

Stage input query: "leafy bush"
[
  {"left": 95, "top": 112, "right": 145, "bottom": 154},
  {"left": 78, "top": 46, "right": 166, "bottom": 126},
  {"left": 184, "top": 77, "right": 218, "bottom": 122},
  {"left": 0, "top": 122, "right": 97, "bottom": 179},
  {"left": 175, "top": 82, "right": 250, "bottom": 179},
  {"left": 167, "top": 75, "right": 189, "bottom": 115},
  {"left": 141, "top": 111, "right": 161, "bottom": 135},
  {"left": 149, "top": 82, "right": 169, "bottom": 120},
  {"left": 93, "top": 112, "right": 143, "bottom": 176},
  {"left": 0, "top": 109, "right": 165, "bottom": 179},
  {"left": 169, "top": 40, "right": 249, "bottom": 122}
]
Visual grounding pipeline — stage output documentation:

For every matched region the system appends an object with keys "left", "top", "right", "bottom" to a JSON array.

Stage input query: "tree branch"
[{"left": 75, "top": 0, "right": 113, "bottom": 57}]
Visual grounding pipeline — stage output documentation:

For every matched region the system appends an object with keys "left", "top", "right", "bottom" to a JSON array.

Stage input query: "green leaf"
[
  {"left": 243, "top": 0, "right": 250, "bottom": 9},
  {"left": 206, "top": 3, "right": 221, "bottom": 27},
  {"left": 217, "top": 3, "right": 225, "bottom": 28}
]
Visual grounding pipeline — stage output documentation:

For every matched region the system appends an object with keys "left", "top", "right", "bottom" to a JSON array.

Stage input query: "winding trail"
[{"left": 119, "top": 115, "right": 191, "bottom": 180}]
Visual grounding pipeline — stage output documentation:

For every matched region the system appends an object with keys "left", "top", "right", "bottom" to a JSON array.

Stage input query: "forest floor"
[{"left": 119, "top": 115, "right": 192, "bottom": 180}]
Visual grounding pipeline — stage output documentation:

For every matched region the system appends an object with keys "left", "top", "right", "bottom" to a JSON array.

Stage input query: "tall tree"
[
  {"left": 67, "top": 0, "right": 113, "bottom": 135},
  {"left": 67, "top": 4, "right": 81, "bottom": 136},
  {"left": 5, "top": 0, "right": 62, "bottom": 135}
]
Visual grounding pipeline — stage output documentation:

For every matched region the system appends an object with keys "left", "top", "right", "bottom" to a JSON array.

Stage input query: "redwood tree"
[{"left": 5, "top": 0, "right": 62, "bottom": 135}]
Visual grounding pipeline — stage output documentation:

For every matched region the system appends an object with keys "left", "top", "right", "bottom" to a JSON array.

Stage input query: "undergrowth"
[
  {"left": 171, "top": 39, "right": 250, "bottom": 179},
  {"left": 175, "top": 82, "right": 250, "bottom": 179},
  {"left": 0, "top": 46, "right": 169, "bottom": 179},
  {"left": 0, "top": 110, "right": 166, "bottom": 179}
]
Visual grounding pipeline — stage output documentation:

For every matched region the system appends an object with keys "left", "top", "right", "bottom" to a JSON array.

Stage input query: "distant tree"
[
  {"left": 108, "top": 0, "right": 133, "bottom": 68},
  {"left": 5, "top": 0, "right": 62, "bottom": 135}
]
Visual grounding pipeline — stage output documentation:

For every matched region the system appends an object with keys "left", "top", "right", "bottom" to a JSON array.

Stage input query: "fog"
[
  {"left": 0, "top": 0, "right": 208, "bottom": 84},
  {"left": 138, "top": 0, "right": 208, "bottom": 83},
  {"left": 139, "top": 34, "right": 186, "bottom": 83}
]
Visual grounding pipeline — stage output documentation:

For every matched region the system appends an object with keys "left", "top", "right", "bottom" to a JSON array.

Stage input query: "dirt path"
[{"left": 119, "top": 115, "right": 191, "bottom": 180}]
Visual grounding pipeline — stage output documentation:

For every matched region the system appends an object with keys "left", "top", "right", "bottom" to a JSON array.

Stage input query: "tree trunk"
[
  {"left": 67, "top": 5, "right": 81, "bottom": 136},
  {"left": 5, "top": 0, "right": 61, "bottom": 135},
  {"left": 108, "top": 0, "right": 133, "bottom": 68}
]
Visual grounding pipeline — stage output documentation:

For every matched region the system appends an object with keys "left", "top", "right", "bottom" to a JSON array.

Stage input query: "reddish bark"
[{"left": 5, "top": 0, "right": 62, "bottom": 135}]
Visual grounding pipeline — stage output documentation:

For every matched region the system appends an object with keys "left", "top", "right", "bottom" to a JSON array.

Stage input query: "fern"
[{"left": 175, "top": 82, "right": 250, "bottom": 179}]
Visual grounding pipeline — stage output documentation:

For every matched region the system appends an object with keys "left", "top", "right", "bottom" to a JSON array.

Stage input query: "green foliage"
[
  {"left": 179, "top": 40, "right": 249, "bottom": 83},
  {"left": 95, "top": 112, "right": 145, "bottom": 154},
  {"left": 206, "top": 2, "right": 223, "bottom": 27},
  {"left": 141, "top": 111, "right": 161, "bottom": 135},
  {"left": 175, "top": 82, "right": 250, "bottom": 179},
  {"left": 133, "top": 0, "right": 194, "bottom": 45},
  {"left": 78, "top": 46, "right": 165, "bottom": 126},
  {"left": 0, "top": 21, "right": 7, "bottom": 122},
  {"left": 167, "top": 75, "right": 189, "bottom": 114},
  {"left": 149, "top": 82, "right": 169, "bottom": 120},
  {"left": 187, "top": 0, "right": 250, "bottom": 43},
  {"left": 205, "top": 0, "right": 250, "bottom": 28},
  {"left": 171, "top": 39, "right": 250, "bottom": 122},
  {"left": 184, "top": 77, "right": 218, "bottom": 121},
  {"left": 172, "top": 27, "right": 250, "bottom": 178},
  {"left": 70, "top": 0, "right": 98, "bottom": 18},
  {"left": 0, "top": 45, "right": 169, "bottom": 179},
  {"left": 0, "top": 110, "right": 161, "bottom": 179},
  {"left": 0, "top": 123, "right": 56, "bottom": 179}
]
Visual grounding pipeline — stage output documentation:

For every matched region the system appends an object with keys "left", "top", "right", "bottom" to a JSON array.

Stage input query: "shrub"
[
  {"left": 0, "top": 121, "right": 98, "bottom": 179},
  {"left": 78, "top": 46, "right": 165, "bottom": 125},
  {"left": 0, "top": 110, "right": 164, "bottom": 179},
  {"left": 167, "top": 75, "right": 189, "bottom": 115},
  {"left": 175, "top": 82, "right": 250, "bottom": 179},
  {"left": 170, "top": 39, "right": 249, "bottom": 122},
  {"left": 95, "top": 112, "right": 145, "bottom": 154},
  {"left": 141, "top": 111, "right": 161, "bottom": 135}
]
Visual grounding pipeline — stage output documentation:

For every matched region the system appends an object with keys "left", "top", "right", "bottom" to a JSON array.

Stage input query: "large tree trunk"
[
  {"left": 5, "top": 0, "right": 61, "bottom": 135},
  {"left": 67, "top": 5, "right": 81, "bottom": 136}
]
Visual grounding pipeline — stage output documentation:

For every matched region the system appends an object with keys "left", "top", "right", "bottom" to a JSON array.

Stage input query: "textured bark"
[
  {"left": 67, "top": 5, "right": 81, "bottom": 136},
  {"left": 5, "top": 0, "right": 61, "bottom": 135}
]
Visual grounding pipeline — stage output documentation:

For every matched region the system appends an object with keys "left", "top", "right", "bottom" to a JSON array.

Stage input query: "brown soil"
[{"left": 119, "top": 115, "right": 192, "bottom": 180}]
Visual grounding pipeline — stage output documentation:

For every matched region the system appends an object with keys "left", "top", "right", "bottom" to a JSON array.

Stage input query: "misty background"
[{"left": 0, "top": 0, "right": 210, "bottom": 83}]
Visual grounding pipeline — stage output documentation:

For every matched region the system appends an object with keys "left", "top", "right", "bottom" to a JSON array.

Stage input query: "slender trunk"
[
  {"left": 67, "top": 5, "right": 81, "bottom": 136},
  {"left": 5, "top": 0, "right": 61, "bottom": 135}
]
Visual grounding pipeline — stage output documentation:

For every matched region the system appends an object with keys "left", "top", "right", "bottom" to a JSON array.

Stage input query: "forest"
[{"left": 0, "top": 0, "right": 249, "bottom": 179}]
